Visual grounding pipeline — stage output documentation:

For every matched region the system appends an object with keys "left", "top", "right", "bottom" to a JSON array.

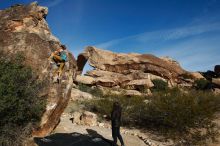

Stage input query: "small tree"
[{"left": 151, "top": 79, "right": 168, "bottom": 92}]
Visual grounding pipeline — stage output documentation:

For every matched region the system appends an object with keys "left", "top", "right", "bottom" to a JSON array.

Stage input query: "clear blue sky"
[{"left": 1, "top": 0, "right": 220, "bottom": 72}]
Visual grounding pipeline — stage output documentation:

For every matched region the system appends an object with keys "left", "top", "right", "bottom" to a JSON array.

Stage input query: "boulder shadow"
[{"left": 34, "top": 130, "right": 113, "bottom": 146}]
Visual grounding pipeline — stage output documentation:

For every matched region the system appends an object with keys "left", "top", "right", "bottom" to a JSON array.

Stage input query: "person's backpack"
[{"left": 60, "top": 50, "right": 68, "bottom": 62}]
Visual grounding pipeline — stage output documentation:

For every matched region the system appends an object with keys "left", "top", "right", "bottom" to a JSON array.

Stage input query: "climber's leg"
[
  {"left": 52, "top": 54, "right": 63, "bottom": 76},
  {"left": 48, "top": 52, "right": 55, "bottom": 61},
  {"left": 58, "top": 62, "right": 65, "bottom": 77}
]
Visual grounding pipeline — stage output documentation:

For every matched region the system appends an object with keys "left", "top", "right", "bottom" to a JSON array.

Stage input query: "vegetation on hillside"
[
  {"left": 78, "top": 83, "right": 103, "bottom": 97},
  {"left": 0, "top": 52, "right": 47, "bottom": 146},
  {"left": 78, "top": 83, "right": 220, "bottom": 145},
  {"left": 151, "top": 79, "right": 168, "bottom": 92},
  {"left": 194, "top": 78, "right": 212, "bottom": 90}
]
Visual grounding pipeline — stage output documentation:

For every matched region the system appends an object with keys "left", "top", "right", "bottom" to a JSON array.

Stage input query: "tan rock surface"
[
  {"left": 72, "top": 111, "right": 98, "bottom": 127},
  {"left": 77, "top": 46, "right": 203, "bottom": 90},
  {"left": 0, "top": 2, "right": 77, "bottom": 137},
  {"left": 212, "top": 78, "right": 220, "bottom": 87},
  {"left": 124, "top": 90, "right": 143, "bottom": 96},
  {"left": 213, "top": 88, "right": 220, "bottom": 95},
  {"left": 190, "top": 72, "right": 205, "bottom": 79},
  {"left": 76, "top": 75, "right": 95, "bottom": 85},
  {"left": 71, "top": 88, "right": 93, "bottom": 101},
  {"left": 78, "top": 46, "right": 187, "bottom": 80},
  {"left": 80, "top": 111, "right": 98, "bottom": 126},
  {"left": 72, "top": 112, "right": 82, "bottom": 125},
  {"left": 125, "top": 79, "right": 154, "bottom": 88}
]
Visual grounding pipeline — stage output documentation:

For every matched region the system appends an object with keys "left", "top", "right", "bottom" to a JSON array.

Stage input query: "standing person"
[{"left": 111, "top": 102, "right": 125, "bottom": 146}]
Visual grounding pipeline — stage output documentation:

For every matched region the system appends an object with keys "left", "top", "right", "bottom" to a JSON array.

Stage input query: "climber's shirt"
[
  {"left": 56, "top": 48, "right": 67, "bottom": 62},
  {"left": 60, "top": 50, "right": 68, "bottom": 62}
]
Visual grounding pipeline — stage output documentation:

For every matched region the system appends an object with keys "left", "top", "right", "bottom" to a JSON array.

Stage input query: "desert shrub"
[
  {"left": 151, "top": 79, "right": 168, "bottom": 92},
  {"left": 78, "top": 83, "right": 103, "bottom": 97},
  {"left": 0, "top": 53, "right": 46, "bottom": 146},
  {"left": 144, "top": 89, "right": 220, "bottom": 128},
  {"left": 78, "top": 83, "right": 91, "bottom": 92},
  {"left": 82, "top": 86, "right": 220, "bottom": 145},
  {"left": 194, "top": 78, "right": 211, "bottom": 90},
  {"left": 143, "top": 89, "right": 220, "bottom": 144},
  {"left": 83, "top": 93, "right": 146, "bottom": 122}
]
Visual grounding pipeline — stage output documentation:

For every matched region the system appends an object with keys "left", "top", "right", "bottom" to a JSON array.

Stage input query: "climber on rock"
[{"left": 48, "top": 44, "right": 68, "bottom": 83}]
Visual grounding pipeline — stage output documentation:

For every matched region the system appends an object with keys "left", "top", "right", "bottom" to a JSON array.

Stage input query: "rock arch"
[{"left": 77, "top": 53, "right": 89, "bottom": 75}]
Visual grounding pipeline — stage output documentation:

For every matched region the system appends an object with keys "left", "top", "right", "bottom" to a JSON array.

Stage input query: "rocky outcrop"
[
  {"left": 76, "top": 46, "right": 202, "bottom": 91},
  {"left": 71, "top": 111, "right": 98, "bottom": 126},
  {"left": 76, "top": 75, "right": 95, "bottom": 85},
  {"left": 0, "top": 2, "right": 77, "bottom": 137},
  {"left": 212, "top": 78, "right": 220, "bottom": 87},
  {"left": 77, "top": 46, "right": 186, "bottom": 79},
  {"left": 190, "top": 72, "right": 205, "bottom": 79},
  {"left": 201, "top": 66, "right": 220, "bottom": 90},
  {"left": 214, "top": 65, "right": 220, "bottom": 76},
  {"left": 71, "top": 88, "right": 93, "bottom": 101}
]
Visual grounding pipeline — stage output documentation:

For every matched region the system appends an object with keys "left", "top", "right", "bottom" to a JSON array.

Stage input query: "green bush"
[
  {"left": 151, "top": 79, "right": 168, "bottom": 92},
  {"left": 78, "top": 83, "right": 103, "bottom": 97},
  {"left": 143, "top": 89, "right": 220, "bottom": 144},
  {"left": 82, "top": 87, "right": 220, "bottom": 145},
  {"left": 194, "top": 79, "right": 211, "bottom": 90},
  {"left": 0, "top": 53, "right": 46, "bottom": 146},
  {"left": 145, "top": 89, "right": 220, "bottom": 128},
  {"left": 82, "top": 93, "right": 146, "bottom": 122}
]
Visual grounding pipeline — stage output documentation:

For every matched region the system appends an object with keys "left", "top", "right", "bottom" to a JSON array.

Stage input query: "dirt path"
[{"left": 34, "top": 113, "right": 147, "bottom": 146}]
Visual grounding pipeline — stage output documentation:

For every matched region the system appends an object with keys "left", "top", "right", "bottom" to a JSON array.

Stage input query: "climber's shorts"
[{"left": 52, "top": 54, "right": 65, "bottom": 74}]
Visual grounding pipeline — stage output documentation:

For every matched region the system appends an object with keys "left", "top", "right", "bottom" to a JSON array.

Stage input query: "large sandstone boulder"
[
  {"left": 213, "top": 88, "right": 220, "bottom": 95},
  {"left": 81, "top": 111, "right": 98, "bottom": 126},
  {"left": 76, "top": 75, "right": 95, "bottom": 85},
  {"left": 0, "top": 3, "right": 77, "bottom": 137},
  {"left": 78, "top": 46, "right": 186, "bottom": 80},
  {"left": 76, "top": 46, "right": 201, "bottom": 90},
  {"left": 124, "top": 90, "right": 143, "bottom": 96},
  {"left": 160, "top": 56, "right": 181, "bottom": 67},
  {"left": 212, "top": 78, "right": 220, "bottom": 87},
  {"left": 125, "top": 79, "right": 154, "bottom": 88},
  {"left": 190, "top": 72, "right": 205, "bottom": 80},
  {"left": 72, "top": 111, "right": 98, "bottom": 126},
  {"left": 71, "top": 88, "right": 93, "bottom": 101}
]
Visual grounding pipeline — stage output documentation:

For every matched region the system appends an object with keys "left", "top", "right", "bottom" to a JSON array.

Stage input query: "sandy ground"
[{"left": 34, "top": 113, "right": 147, "bottom": 146}]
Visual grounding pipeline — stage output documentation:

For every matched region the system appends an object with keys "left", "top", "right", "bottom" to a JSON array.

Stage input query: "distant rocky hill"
[
  {"left": 76, "top": 46, "right": 208, "bottom": 95},
  {"left": 0, "top": 2, "right": 77, "bottom": 137}
]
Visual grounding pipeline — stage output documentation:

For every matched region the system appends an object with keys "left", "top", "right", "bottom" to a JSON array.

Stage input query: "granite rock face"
[
  {"left": 76, "top": 46, "right": 202, "bottom": 91},
  {"left": 0, "top": 2, "right": 77, "bottom": 137}
]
